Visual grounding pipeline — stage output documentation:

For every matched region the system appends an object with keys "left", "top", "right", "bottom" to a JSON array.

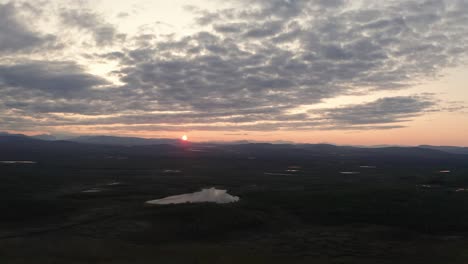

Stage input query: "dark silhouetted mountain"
[
  {"left": 0, "top": 135, "right": 182, "bottom": 161},
  {"left": 0, "top": 131, "right": 27, "bottom": 137},
  {"left": 31, "top": 134, "right": 57, "bottom": 141},
  {"left": 419, "top": 145, "right": 468, "bottom": 155},
  {"left": 1, "top": 133, "right": 467, "bottom": 166},
  {"left": 221, "top": 143, "right": 464, "bottom": 162},
  {"left": 69, "top": 135, "right": 179, "bottom": 146}
]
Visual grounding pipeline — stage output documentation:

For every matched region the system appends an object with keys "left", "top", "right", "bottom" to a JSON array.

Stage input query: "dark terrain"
[{"left": 1, "top": 134, "right": 468, "bottom": 263}]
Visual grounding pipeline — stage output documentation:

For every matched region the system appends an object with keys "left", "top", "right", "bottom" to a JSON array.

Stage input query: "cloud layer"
[
  {"left": 0, "top": 0, "right": 467, "bottom": 134},
  {"left": 0, "top": 2, "right": 56, "bottom": 53}
]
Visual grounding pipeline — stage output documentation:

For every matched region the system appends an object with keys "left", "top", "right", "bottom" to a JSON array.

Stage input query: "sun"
[{"left": 181, "top": 135, "right": 188, "bottom": 141}]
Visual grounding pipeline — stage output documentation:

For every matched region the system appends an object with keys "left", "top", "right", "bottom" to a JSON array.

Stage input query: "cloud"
[
  {"left": 0, "top": 2, "right": 56, "bottom": 53},
  {"left": 213, "top": 23, "right": 245, "bottom": 33},
  {"left": 318, "top": 96, "right": 435, "bottom": 126},
  {"left": 0, "top": 61, "right": 108, "bottom": 97},
  {"left": 244, "top": 20, "right": 284, "bottom": 38},
  {"left": 60, "top": 8, "right": 122, "bottom": 45},
  {"left": 116, "top": 0, "right": 468, "bottom": 112},
  {"left": 0, "top": 0, "right": 467, "bottom": 134}
]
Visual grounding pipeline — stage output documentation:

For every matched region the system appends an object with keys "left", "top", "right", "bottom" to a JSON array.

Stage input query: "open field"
[{"left": 2, "top": 139, "right": 468, "bottom": 263}]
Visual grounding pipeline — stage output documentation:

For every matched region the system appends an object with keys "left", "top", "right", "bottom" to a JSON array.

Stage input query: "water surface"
[
  {"left": 82, "top": 188, "right": 103, "bottom": 193},
  {"left": 145, "top": 188, "right": 239, "bottom": 205},
  {"left": 340, "top": 171, "right": 360, "bottom": 175},
  {"left": 163, "top": 169, "right": 181, "bottom": 173},
  {"left": 264, "top": 172, "right": 293, "bottom": 176}
]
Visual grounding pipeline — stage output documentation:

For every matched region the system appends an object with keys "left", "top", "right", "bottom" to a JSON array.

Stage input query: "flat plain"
[{"left": 2, "top": 138, "right": 468, "bottom": 263}]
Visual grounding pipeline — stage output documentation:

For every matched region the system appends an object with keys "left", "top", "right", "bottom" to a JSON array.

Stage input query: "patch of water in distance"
[
  {"left": 264, "top": 172, "right": 294, "bottom": 176},
  {"left": 82, "top": 189, "right": 103, "bottom": 193},
  {"left": 163, "top": 169, "right": 181, "bottom": 173},
  {"left": 145, "top": 188, "right": 239, "bottom": 205}
]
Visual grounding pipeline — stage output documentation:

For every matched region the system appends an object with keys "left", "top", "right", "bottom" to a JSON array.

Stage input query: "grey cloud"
[
  {"left": 238, "top": 0, "right": 308, "bottom": 20},
  {"left": 60, "top": 9, "right": 121, "bottom": 45},
  {"left": 0, "top": 61, "right": 119, "bottom": 122},
  {"left": 116, "top": 12, "right": 130, "bottom": 18},
  {"left": 0, "top": 61, "right": 108, "bottom": 98},
  {"left": 30, "top": 122, "right": 405, "bottom": 133},
  {"left": 0, "top": 2, "right": 56, "bottom": 53},
  {"left": 318, "top": 96, "right": 435, "bottom": 126},
  {"left": 2, "top": 0, "right": 468, "bottom": 133},
  {"left": 271, "top": 21, "right": 302, "bottom": 43},
  {"left": 114, "top": 0, "right": 467, "bottom": 115},
  {"left": 213, "top": 23, "right": 245, "bottom": 33},
  {"left": 244, "top": 21, "right": 284, "bottom": 38},
  {"left": 0, "top": 93, "right": 435, "bottom": 133}
]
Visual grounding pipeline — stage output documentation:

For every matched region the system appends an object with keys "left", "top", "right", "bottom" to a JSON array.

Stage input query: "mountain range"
[{"left": 1, "top": 131, "right": 468, "bottom": 154}]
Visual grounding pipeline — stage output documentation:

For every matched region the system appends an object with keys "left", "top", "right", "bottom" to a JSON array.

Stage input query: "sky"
[{"left": 0, "top": 0, "right": 467, "bottom": 145}]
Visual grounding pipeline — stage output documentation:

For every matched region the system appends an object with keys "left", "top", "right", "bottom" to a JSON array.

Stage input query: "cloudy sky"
[{"left": 1, "top": 0, "right": 467, "bottom": 145}]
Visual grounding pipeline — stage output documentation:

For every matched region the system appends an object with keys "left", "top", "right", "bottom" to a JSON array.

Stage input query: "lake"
[{"left": 145, "top": 188, "right": 239, "bottom": 205}]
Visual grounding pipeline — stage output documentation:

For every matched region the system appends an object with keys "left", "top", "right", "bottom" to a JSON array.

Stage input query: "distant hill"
[
  {"left": 0, "top": 132, "right": 56, "bottom": 140},
  {"left": 224, "top": 143, "right": 456, "bottom": 160},
  {"left": 1, "top": 131, "right": 467, "bottom": 160},
  {"left": 419, "top": 145, "right": 468, "bottom": 155},
  {"left": 0, "top": 134, "right": 466, "bottom": 163},
  {"left": 66, "top": 135, "right": 180, "bottom": 146},
  {"left": 0, "top": 131, "right": 27, "bottom": 137},
  {"left": 0, "top": 135, "right": 181, "bottom": 161},
  {"left": 31, "top": 134, "right": 57, "bottom": 141}
]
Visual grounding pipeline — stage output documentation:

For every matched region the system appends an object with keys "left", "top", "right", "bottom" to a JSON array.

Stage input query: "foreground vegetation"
[{"left": 1, "top": 141, "right": 468, "bottom": 263}]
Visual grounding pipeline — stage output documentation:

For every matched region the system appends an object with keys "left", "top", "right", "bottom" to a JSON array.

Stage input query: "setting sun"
[{"left": 181, "top": 135, "right": 188, "bottom": 141}]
